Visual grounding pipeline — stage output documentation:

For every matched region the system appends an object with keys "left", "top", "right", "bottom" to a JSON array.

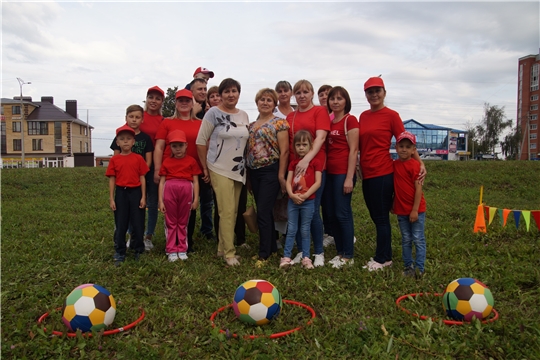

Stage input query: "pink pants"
[{"left": 163, "top": 179, "right": 193, "bottom": 254}]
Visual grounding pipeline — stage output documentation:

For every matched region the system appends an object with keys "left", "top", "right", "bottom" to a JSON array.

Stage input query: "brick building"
[
  {"left": 1, "top": 96, "right": 93, "bottom": 168},
  {"left": 517, "top": 53, "right": 540, "bottom": 160}
]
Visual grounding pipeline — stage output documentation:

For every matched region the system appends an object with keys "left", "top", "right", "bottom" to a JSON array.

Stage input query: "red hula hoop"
[
  {"left": 210, "top": 299, "right": 316, "bottom": 339},
  {"left": 38, "top": 307, "right": 145, "bottom": 337},
  {"left": 396, "top": 292, "right": 499, "bottom": 326}
]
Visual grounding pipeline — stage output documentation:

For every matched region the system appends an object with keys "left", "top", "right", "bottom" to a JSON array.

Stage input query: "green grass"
[{"left": 2, "top": 162, "right": 540, "bottom": 359}]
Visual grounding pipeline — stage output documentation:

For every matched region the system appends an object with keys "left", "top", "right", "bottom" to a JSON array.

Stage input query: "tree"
[
  {"left": 500, "top": 124, "right": 522, "bottom": 160},
  {"left": 475, "top": 103, "right": 513, "bottom": 155},
  {"left": 465, "top": 121, "right": 480, "bottom": 158},
  {"left": 162, "top": 86, "right": 178, "bottom": 118}
]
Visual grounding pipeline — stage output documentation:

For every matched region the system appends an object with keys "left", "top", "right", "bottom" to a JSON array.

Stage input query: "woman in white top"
[{"left": 196, "top": 78, "right": 249, "bottom": 266}]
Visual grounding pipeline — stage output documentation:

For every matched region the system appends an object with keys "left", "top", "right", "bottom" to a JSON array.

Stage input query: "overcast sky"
[{"left": 2, "top": 1, "right": 538, "bottom": 156}]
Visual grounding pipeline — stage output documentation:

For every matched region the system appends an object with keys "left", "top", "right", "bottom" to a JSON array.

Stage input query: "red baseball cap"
[
  {"left": 193, "top": 67, "right": 214, "bottom": 78},
  {"left": 175, "top": 89, "right": 193, "bottom": 99},
  {"left": 168, "top": 130, "right": 187, "bottom": 143},
  {"left": 364, "top": 77, "right": 385, "bottom": 91},
  {"left": 116, "top": 124, "right": 135, "bottom": 136},
  {"left": 147, "top": 85, "right": 165, "bottom": 97},
  {"left": 396, "top": 131, "right": 416, "bottom": 145}
]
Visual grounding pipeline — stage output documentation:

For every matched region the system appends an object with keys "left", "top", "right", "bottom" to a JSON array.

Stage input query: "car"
[{"left": 420, "top": 154, "right": 442, "bottom": 160}]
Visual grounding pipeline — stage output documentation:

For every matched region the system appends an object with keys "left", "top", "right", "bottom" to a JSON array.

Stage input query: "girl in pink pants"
[{"left": 158, "top": 130, "right": 201, "bottom": 262}]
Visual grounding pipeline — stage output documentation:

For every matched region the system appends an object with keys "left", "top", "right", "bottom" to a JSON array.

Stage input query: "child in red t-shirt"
[
  {"left": 393, "top": 131, "right": 427, "bottom": 278},
  {"left": 158, "top": 130, "right": 201, "bottom": 262},
  {"left": 106, "top": 125, "right": 150, "bottom": 265},
  {"left": 280, "top": 130, "right": 323, "bottom": 270}
]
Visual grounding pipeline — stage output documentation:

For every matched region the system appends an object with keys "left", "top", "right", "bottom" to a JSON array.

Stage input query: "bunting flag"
[
  {"left": 532, "top": 211, "right": 540, "bottom": 231},
  {"left": 488, "top": 207, "right": 497, "bottom": 225},
  {"left": 497, "top": 208, "right": 503, "bottom": 225},
  {"left": 502, "top": 209, "right": 511, "bottom": 227},
  {"left": 522, "top": 211, "right": 531, "bottom": 231},
  {"left": 513, "top": 210, "right": 521, "bottom": 229},
  {"left": 484, "top": 206, "right": 490, "bottom": 222}
]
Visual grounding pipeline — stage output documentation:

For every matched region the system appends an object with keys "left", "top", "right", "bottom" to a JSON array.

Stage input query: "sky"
[{"left": 2, "top": 1, "right": 539, "bottom": 156}]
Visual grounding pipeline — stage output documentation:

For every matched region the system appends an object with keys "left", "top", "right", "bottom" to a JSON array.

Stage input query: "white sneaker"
[
  {"left": 178, "top": 252, "right": 188, "bottom": 260},
  {"left": 144, "top": 239, "right": 154, "bottom": 251},
  {"left": 323, "top": 234, "right": 335, "bottom": 247},
  {"left": 354, "top": 236, "right": 357, "bottom": 244},
  {"left": 313, "top": 253, "right": 325, "bottom": 267},
  {"left": 332, "top": 258, "right": 354, "bottom": 269},
  {"left": 291, "top": 252, "right": 303, "bottom": 265},
  {"left": 168, "top": 253, "right": 179, "bottom": 262},
  {"left": 328, "top": 255, "right": 342, "bottom": 265}
]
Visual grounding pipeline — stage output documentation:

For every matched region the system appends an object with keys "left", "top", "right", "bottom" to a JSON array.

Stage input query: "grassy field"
[{"left": 2, "top": 162, "right": 539, "bottom": 359}]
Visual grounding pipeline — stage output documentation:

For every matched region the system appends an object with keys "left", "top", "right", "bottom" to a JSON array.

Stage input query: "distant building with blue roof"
[{"left": 390, "top": 119, "right": 469, "bottom": 161}]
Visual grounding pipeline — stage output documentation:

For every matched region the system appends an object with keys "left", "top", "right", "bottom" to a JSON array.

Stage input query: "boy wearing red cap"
[
  {"left": 393, "top": 131, "right": 427, "bottom": 278},
  {"left": 106, "top": 125, "right": 150, "bottom": 265},
  {"left": 158, "top": 130, "right": 202, "bottom": 262}
]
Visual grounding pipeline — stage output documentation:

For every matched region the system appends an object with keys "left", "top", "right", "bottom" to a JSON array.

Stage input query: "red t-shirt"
[
  {"left": 159, "top": 155, "right": 202, "bottom": 181},
  {"left": 155, "top": 118, "right": 203, "bottom": 169},
  {"left": 140, "top": 112, "right": 163, "bottom": 146},
  {"left": 393, "top": 158, "right": 426, "bottom": 216},
  {"left": 288, "top": 158, "right": 323, "bottom": 200},
  {"left": 286, "top": 106, "right": 330, "bottom": 169},
  {"left": 327, "top": 114, "right": 359, "bottom": 174},
  {"left": 358, "top": 107, "right": 405, "bottom": 179},
  {"left": 105, "top": 152, "right": 149, "bottom": 187}
]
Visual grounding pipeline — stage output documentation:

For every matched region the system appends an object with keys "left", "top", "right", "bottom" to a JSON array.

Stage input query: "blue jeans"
[
  {"left": 284, "top": 199, "right": 314, "bottom": 259},
  {"left": 398, "top": 212, "right": 426, "bottom": 273},
  {"left": 295, "top": 170, "right": 325, "bottom": 255},
  {"left": 324, "top": 173, "right": 355, "bottom": 259},
  {"left": 362, "top": 173, "right": 394, "bottom": 264}
]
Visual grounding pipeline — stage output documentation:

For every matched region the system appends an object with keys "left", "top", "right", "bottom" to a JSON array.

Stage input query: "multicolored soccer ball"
[
  {"left": 62, "top": 284, "right": 116, "bottom": 332},
  {"left": 442, "top": 278, "right": 494, "bottom": 321},
  {"left": 232, "top": 280, "right": 282, "bottom": 325}
]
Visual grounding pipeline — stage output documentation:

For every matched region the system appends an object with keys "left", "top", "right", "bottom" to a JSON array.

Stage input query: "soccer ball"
[
  {"left": 62, "top": 284, "right": 116, "bottom": 332},
  {"left": 442, "top": 278, "right": 494, "bottom": 321},
  {"left": 232, "top": 280, "right": 282, "bottom": 325}
]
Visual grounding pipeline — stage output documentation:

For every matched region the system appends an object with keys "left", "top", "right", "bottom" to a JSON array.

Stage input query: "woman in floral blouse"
[
  {"left": 247, "top": 88, "right": 289, "bottom": 266},
  {"left": 196, "top": 78, "right": 249, "bottom": 266}
]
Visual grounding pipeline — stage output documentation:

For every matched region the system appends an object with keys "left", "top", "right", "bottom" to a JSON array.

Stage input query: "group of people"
[{"left": 105, "top": 67, "right": 428, "bottom": 277}]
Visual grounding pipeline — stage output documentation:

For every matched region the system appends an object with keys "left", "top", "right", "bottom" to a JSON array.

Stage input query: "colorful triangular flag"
[
  {"left": 502, "top": 209, "right": 511, "bottom": 227},
  {"left": 522, "top": 211, "right": 531, "bottom": 231},
  {"left": 488, "top": 207, "right": 497, "bottom": 225},
  {"left": 532, "top": 211, "right": 540, "bottom": 231}
]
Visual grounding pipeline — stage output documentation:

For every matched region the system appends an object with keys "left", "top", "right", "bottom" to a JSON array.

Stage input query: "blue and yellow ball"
[
  {"left": 61, "top": 284, "right": 116, "bottom": 332},
  {"left": 442, "top": 278, "right": 494, "bottom": 321},
  {"left": 232, "top": 280, "right": 282, "bottom": 325}
]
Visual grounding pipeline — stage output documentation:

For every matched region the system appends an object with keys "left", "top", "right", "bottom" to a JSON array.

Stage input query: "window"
[
  {"left": 12, "top": 106, "right": 21, "bottom": 115},
  {"left": 531, "top": 134, "right": 538, "bottom": 140},
  {"left": 531, "top": 114, "right": 538, "bottom": 121},
  {"left": 13, "top": 139, "right": 21, "bottom": 151},
  {"left": 530, "top": 143, "right": 537, "bottom": 149},
  {"left": 84, "top": 127, "right": 88, "bottom": 136},
  {"left": 532, "top": 95, "right": 539, "bottom": 101},
  {"left": 531, "top": 124, "right": 538, "bottom": 130},
  {"left": 28, "top": 121, "right": 48, "bottom": 135},
  {"left": 531, "top": 105, "right": 538, "bottom": 111},
  {"left": 84, "top": 142, "right": 89, "bottom": 152},
  {"left": 531, "top": 64, "right": 539, "bottom": 92},
  {"left": 12, "top": 121, "right": 21, "bottom": 132},
  {"left": 32, "top": 139, "right": 43, "bottom": 151}
]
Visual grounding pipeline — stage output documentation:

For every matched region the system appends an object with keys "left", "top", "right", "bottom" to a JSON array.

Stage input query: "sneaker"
[
  {"left": 291, "top": 252, "right": 303, "bottom": 265},
  {"left": 225, "top": 257, "right": 241, "bottom": 266},
  {"left": 402, "top": 266, "right": 415, "bottom": 277},
  {"left": 239, "top": 243, "right": 251, "bottom": 249},
  {"left": 134, "top": 252, "right": 141, "bottom": 261},
  {"left": 255, "top": 259, "right": 266, "bottom": 268},
  {"left": 279, "top": 257, "right": 292, "bottom": 269},
  {"left": 168, "top": 253, "right": 179, "bottom": 262},
  {"left": 144, "top": 238, "right": 154, "bottom": 251},
  {"left": 126, "top": 234, "right": 131, "bottom": 249},
  {"left": 323, "top": 234, "right": 335, "bottom": 247},
  {"left": 332, "top": 258, "right": 354, "bottom": 269},
  {"left": 313, "top": 253, "right": 325, "bottom": 267},
  {"left": 178, "top": 252, "right": 188, "bottom": 261},
  {"left": 416, "top": 270, "right": 425, "bottom": 280},
  {"left": 113, "top": 252, "right": 125, "bottom": 266},
  {"left": 328, "top": 255, "right": 342, "bottom": 265},
  {"left": 365, "top": 260, "right": 393, "bottom": 271},
  {"left": 354, "top": 236, "right": 357, "bottom": 244},
  {"left": 301, "top": 257, "right": 314, "bottom": 269}
]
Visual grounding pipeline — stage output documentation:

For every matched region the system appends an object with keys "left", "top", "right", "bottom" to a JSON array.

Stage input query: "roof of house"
[
  {"left": 1, "top": 98, "right": 93, "bottom": 128},
  {"left": 403, "top": 119, "right": 466, "bottom": 133}
]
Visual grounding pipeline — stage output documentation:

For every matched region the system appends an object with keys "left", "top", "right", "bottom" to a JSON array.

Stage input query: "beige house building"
[{"left": 1, "top": 96, "right": 93, "bottom": 168}]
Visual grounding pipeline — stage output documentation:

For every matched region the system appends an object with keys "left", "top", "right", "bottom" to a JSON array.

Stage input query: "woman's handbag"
[{"left": 243, "top": 206, "right": 259, "bottom": 233}]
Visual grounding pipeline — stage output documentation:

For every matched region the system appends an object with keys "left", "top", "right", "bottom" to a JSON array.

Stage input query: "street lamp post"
[{"left": 17, "top": 77, "right": 31, "bottom": 168}]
